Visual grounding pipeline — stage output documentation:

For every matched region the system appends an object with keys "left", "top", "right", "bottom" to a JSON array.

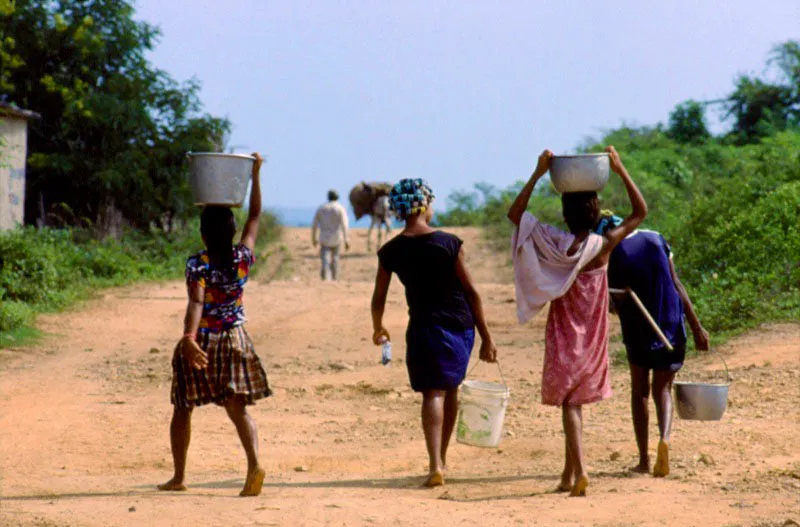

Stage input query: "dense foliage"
[
  {"left": 437, "top": 42, "right": 800, "bottom": 337},
  {"left": 0, "top": 212, "right": 280, "bottom": 335},
  {"left": 0, "top": 0, "right": 230, "bottom": 231}
]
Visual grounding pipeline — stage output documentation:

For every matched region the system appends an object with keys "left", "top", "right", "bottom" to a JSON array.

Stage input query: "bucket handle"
[
  {"left": 677, "top": 348, "right": 732, "bottom": 384},
  {"left": 712, "top": 348, "right": 732, "bottom": 383},
  {"left": 467, "top": 359, "right": 507, "bottom": 387}
]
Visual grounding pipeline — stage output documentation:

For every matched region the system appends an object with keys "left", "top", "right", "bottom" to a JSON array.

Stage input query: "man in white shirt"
[{"left": 311, "top": 190, "right": 350, "bottom": 281}]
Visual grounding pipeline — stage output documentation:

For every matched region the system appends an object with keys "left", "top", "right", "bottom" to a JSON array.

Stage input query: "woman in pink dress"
[{"left": 508, "top": 146, "right": 647, "bottom": 496}]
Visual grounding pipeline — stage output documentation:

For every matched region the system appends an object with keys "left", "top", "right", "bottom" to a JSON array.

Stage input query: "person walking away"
[
  {"left": 312, "top": 190, "right": 350, "bottom": 280},
  {"left": 507, "top": 146, "right": 647, "bottom": 496},
  {"left": 159, "top": 153, "right": 271, "bottom": 497},
  {"left": 594, "top": 214, "right": 710, "bottom": 477},
  {"left": 370, "top": 178, "right": 498, "bottom": 488}
]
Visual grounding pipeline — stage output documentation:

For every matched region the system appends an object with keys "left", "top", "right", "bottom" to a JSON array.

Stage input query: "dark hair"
[
  {"left": 200, "top": 206, "right": 237, "bottom": 272},
  {"left": 328, "top": 190, "right": 339, "bottom": 201},
  {"left": 562, "top": 192, "right": 600, "bottom": 234}
]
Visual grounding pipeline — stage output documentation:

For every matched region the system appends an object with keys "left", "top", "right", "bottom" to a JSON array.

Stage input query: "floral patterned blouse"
[{"left": 185, "top": 243, "right": 255, "bottom": 332}]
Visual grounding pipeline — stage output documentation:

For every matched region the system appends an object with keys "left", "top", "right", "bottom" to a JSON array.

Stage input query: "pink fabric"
[
  {"left": 512, "top": 212, "right": 605, "bottom": 323},
  {"left": 542, "top": 266, "right": 612, "bottom": 406}
]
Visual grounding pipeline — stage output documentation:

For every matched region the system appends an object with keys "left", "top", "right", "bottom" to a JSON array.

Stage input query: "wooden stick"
[{"left": 609, "top": 288, "right": 674, "bottom": 352}]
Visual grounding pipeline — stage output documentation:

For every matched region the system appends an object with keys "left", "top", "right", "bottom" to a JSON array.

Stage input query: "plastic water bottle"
[{"left": 378, "top": 337, "right": 392, "bottom": 366}]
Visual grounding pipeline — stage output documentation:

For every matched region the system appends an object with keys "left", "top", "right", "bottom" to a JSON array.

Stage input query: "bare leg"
[
  {"left": 562, "top": 404, "right": 588, "bottom": 497},
  {"left": 652, "top": 370, "right": 676, "bottom": 477},
  {"left": 440, "top": 388, "right": 459, "bottom": 471},
  {"left": 367, "top": 218, "right": 374, "bottom": 252},
  {"left": 421, "top": 389, "right": 446, "bottom": 486},
  {"left": 224, "top": 396, "right": 265, "bottom": 497},
  {"left": 158, "top": 405, "right": 193, "bottom": 491},
  {"left": 629, "top": 363, "right": 651, "bottom": 473},
  {"left": 558, "top": 436, "right": 575, "bottom": 491}
]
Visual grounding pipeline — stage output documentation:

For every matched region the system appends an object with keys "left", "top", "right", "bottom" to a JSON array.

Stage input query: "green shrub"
[
  {"left": 0, "top": 211, "right": 280, "bottom": 338},
  {"left": 0, "top": 301, "right": 35, "bottom": 332}
]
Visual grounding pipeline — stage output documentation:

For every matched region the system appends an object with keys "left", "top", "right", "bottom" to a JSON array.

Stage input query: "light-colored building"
[{"left": 0, "top": 103, "right": 38, "bottom": 231}]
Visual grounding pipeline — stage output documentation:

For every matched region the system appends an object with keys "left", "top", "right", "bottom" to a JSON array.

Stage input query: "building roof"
[{"left": 0, "top": 101, "right": 40, "bottom": 120}]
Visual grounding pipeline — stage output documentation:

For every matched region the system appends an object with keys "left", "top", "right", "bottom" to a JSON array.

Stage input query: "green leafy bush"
[{"left": 0, "top": 212, "right": 280, "bottom": 334}]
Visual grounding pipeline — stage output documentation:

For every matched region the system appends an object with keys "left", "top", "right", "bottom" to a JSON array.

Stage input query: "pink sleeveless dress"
[{"left": 542, "top": 265, "right": 612, "bottom": 406}]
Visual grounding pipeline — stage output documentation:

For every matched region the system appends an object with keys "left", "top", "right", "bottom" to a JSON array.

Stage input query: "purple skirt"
[{"left": 405, "top": 323, "right": 475, "bottom": 392}]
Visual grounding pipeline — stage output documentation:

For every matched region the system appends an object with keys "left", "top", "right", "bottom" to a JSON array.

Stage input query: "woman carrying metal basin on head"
[{"left": 508, "top": 146, "right": 648, "bottom": 497}]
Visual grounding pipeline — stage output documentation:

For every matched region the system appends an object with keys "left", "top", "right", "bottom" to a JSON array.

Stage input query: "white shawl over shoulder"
[{"left": 512, "top": 212, "right": 605, "bottom": 323}]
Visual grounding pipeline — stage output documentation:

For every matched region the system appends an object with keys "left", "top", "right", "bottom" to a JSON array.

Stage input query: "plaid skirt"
[{"left": 170, "top": 325, "right": 272, "bottom": 408}]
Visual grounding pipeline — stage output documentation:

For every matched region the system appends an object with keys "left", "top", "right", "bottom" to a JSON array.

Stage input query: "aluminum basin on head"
[
  {"left": 550, "top": 153, "right": 610, "bottom": 193},
  {"left": 187, "top": 152, "right": 255, "bottom": 207}
]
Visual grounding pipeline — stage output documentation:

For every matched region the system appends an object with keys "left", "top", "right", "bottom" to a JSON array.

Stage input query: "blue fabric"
[
  {"left": 594, "top": 214, "right": 623, "bottom": 235},
  {"left": 608, "top": 231, "right": 687, "bottom": 360},
  {"left": 405, "top": 324, "right": 475, "bottom": 392}
]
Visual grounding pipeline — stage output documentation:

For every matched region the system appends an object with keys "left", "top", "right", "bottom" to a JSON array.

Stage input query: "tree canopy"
[{"left": 0, "top": 0, "right": 230, "bottom": 232}]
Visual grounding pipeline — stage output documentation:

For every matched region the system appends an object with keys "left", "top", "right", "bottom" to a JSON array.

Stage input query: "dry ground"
[{"left": 1, "top": 226, "right": 798, "bottom": 527}]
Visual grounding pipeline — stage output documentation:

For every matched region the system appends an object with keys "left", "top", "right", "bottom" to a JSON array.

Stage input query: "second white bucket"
[{"left": 456, "top": 379, "right": 510, "bottom": 448}]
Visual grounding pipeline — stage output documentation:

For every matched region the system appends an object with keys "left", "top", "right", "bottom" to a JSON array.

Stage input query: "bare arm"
[
  {"left": 454, "top": 247, "right": 497, "bottom": 362},
  {"left": 181, "top": 283, "right": 208, "bottom": 369},
  {"left": 589, "top": 146, "right": 648, "bottom": 263},
  {"left": 669, "top": 258, "right": 710, "bottom": 351},
  {"left": 507, "top": 149, "right": 553, "bottom": 226},
  {"left": 370, "top": 264, "right": 392, "bottom": 344},
  {"left": 241, "top": 153, "right": 264, "bottom": 251}
]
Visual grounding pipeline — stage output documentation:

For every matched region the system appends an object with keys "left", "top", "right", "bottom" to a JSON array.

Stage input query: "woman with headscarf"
[
  {"left": 370, "top": 178, "right": 498, "bottom": 487},
  {"left": 508, "top": 146, "right": 648, "bottom": 496},
  {"left": 594, "top": 213, "right": 710, "bottom": 477}
]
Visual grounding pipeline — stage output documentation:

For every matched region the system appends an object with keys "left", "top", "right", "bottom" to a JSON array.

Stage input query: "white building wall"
[{"left": 0, "top": 116, "right": 28, "bottom": 230}]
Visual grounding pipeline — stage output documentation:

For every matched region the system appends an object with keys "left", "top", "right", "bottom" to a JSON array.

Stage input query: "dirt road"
[{"left": 1, "top": 227, "right": 798, "bottom": 527}]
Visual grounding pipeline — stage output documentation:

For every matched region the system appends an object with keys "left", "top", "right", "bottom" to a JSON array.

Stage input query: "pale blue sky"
[{"left": 135, "top": 0, "right": 799, "bottom": 212}]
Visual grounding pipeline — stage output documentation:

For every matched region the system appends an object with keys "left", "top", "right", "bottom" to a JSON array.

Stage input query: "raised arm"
[
  {"left": 669, "top": 259, "right": 710, "bottom": 351},
  {"left": 454, "top": 248, "right": 497, "bottom": 362},
  {"left": 370, "top": 264, "right": 392, "bottom": 345},
  {"left": 241, "top": 152, "right": 264, "bottom": 251},
  {"left": 593, "top": 146, "right": 648, "bottom": 259},
  {"left": 507, "top": 149, "right": 553, "bottom": 226}
]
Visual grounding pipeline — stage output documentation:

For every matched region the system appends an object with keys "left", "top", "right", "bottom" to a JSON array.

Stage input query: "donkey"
[{"left": 349, "top": 182, "right": 394, "bottom": 251}]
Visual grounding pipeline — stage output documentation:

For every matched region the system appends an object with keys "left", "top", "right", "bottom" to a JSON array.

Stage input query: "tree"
[
  {"left": 724, "top": 40, "right": 800, "bottom": 144},
  {"left": 667, "top": 100, "right": 710, "bottom": 144},
  {"left": 0, "top": 0, "right": 230, "bottom": 232}
]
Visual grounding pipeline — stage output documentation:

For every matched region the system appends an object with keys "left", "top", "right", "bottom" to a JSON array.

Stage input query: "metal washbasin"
[
  {"left": 550, "top": 153, "right": 610, "bottom": 193},
  {"left": 187, "top": 152, "right": 254, "bottom": 207}
]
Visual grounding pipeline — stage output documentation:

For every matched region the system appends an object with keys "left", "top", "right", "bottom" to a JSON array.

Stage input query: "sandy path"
[{"left": 1, "top": 227, "right": 798, "bottom": 527}]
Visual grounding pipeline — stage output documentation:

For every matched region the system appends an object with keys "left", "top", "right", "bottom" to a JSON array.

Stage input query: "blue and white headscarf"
[
  {"left": 594, "top": 210, "right": 623, "bottom": 235},
  {"left": 389, "top": 178, "right": 435, "bottom": 220}
]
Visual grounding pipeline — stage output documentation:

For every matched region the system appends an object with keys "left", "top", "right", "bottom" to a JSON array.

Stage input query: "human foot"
[
  {"left": 157, "top": 478, "right": 187, "bottom": 491},
  {"left": 424, "top": 470, "right": 444, "bottom": 488},
  {"left": 240, "top": 466, "right": 266, "bottom": 497},
  {"left": 556, "top": 481, "right": 573, "bottom": 492},
  {"left": 653, "top": 440, "right": 670, "bottom": 477},
  {"left": 557, "top": 472, "right": 574, "bottom": 492},
  {"left": 569, "top": 475, "right": 589, "bottom": 497},
  {"left": 627, "top": 463, "right": 650, "bottom": 474}
]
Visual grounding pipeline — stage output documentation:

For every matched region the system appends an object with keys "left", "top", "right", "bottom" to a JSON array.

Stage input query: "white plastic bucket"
[{"left": 456, "top": 380, "right": 510, "bottom": 448}]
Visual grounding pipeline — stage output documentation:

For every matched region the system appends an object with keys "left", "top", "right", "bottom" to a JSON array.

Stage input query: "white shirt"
[{"left": 312, "top": 201, "right": 349, "bottom": 248}]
